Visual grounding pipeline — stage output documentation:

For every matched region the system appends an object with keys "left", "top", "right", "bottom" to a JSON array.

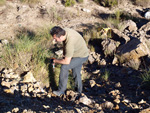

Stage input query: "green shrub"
[
  {"left": 0, "top": 26, "right": 54, "bottom": 86},
  {"left": 104, "top": 9, "right": 130, "bottom": 30},
  {"left": 83, "top": 23, "right": 107, "bottom": 43},
  {"left": 101, "top": 69, "right": 110, "bottom": 81},
  {"left": 94, "top": 0, "right": 118, "bottom": 7},
  {"left": 63, "top": 0, "right": 76, "bottom": 7},
  {"left": 140, "top": 69, "right": 150, "bottom": 89}
]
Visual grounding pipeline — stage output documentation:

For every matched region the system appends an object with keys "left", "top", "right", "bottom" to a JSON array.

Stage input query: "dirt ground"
[{"left": 0, "top": 0, "right": 150, "bottom": 113}]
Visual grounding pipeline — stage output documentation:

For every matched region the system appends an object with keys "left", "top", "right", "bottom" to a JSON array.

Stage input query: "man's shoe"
[{"left": 53, "top": 90, "right": 64, "bottom": 96}]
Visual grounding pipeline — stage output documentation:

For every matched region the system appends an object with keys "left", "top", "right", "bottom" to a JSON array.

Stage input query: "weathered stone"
[
  {"left": 55, "top": 50, "right": 63, "bottom": 57},
  {"left": 21, "top": 71, "right": 36, "bottom": 83},
  {"left": 79, "top": 95, "right": 93, "bottom": 105},
  {"left": 99, "top": 59, "right": 106, "bottom": 65},
  {"left": 101, "top": 101, "right": 114, "bottom": 110},
  {"left": 92, "top": 69, "right": 100, "bottom": 74},
  {"left": 109, "top": 90, "right": 120, "bottom": 96},
  {"left": 10, "top": 73, "right": 19, "bottom": 79},
  {"left": 47, "top": 93, "right": 51, "bottom": 98},
  {"left": 81, "top": 8, "right": 91, "bottom": 13},
  {"left": 3, "top": 89, "right": 14, "bottom": 94},
  {"left": 1, "top": 81, "right": 11, "bottom": 88},
  {"left": 33, "top": 82, "right": 41, "bottom": 88},
  {"left": 20, "top": 84, "right": 28, "bottom": 93},
  {"left": 139, "top": 108, "right": 150, "bottom": 113},
  {"left": 12, "top": 107, "right": 19, "bottom": 113},
  {"left": 1, "top": 39, "right": 9, "bottom": 45},
  {"left": 112, "top": 56, "right": 118, "bottom": 65},
  {"left": 94, "top": 103, "right": 102, "bottom": 110},
  {"left": 114, "top": 98, "right": 120, "bottom": 104},
  {"left": 75, "top": 108, "right": 82, "bottom": 113},
  {"left": 66, "top": 90, "right": 78, "bottom": 101},
  {"left": 116, "top": 38, "right": 150, "bottom": 69},
  {"left": 89, "top": 80, "right": 96, "bottom": 87},
  {"left": 138, "top": 99, "right": 146, "bottom": 104},
  {"left": 101, "top": 38, "right": 120, "bottom": 56},
  {"left": 10, "top": 80, "right": 18, "bottom": 87},
  {"left": 120, "top": 20, "right": 138, "bottom": 32},
  {"left": 113, "top": 104, "right": 119, "bottom": 110},
  {"left": 28, "top": 85, "right": 34, "bottom": 93},
  {"left": 122, "top": 99, "right": 131, "bottom": 103},
  {"left": 43, "top": 105, "right": 50, "bottom": 109},
  {"left": 129, "top": 103, "right": 139, "bottom": 109},
  {"left": 112, "top": 28, "right": 130, "bottom": 44},
  {"left": 116, "top": 95, "right": 120, "bottom": 99},
  {"left": 115, "top": 82, "right": 121, "bottom": 88},
  {"left": 88, "top": 52, "right": 96, "bottom": 64}
]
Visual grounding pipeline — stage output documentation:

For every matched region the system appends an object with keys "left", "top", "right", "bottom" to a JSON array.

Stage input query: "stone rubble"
[{"left": 0, "top": 68, "right": 49, "bottom": 98}]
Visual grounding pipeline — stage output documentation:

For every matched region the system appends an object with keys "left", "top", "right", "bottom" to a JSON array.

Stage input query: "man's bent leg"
[
  {"left": 71, "top": 57, "right": 88, "bottom": 93},
  {"left": 58, "top": 64, "right": 69, "bottom": 92},
  {"left": 72, "top": 65, "right": 82, "bottom": 93},
  {"left": 53, "top": 64, "right": 69, "bottom": 96}
]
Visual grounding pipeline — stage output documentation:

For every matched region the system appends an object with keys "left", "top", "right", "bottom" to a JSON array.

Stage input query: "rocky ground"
[{"left": 0, "top": 0, "right": 150, "bottom": 113}]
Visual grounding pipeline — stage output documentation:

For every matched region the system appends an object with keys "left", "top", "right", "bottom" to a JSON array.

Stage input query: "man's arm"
[{"left": 54, "top": 57, "right": 71, "bottom": 64}]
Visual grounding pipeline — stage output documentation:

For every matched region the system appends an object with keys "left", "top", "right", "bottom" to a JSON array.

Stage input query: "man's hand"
[{"left": 54, "top": 57, "right": 71, "bottom": 64}]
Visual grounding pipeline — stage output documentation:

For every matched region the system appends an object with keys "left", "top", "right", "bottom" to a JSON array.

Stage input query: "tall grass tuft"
[
  {"left": 1, "top": 26, "right": 54, "bottom": 86},
  {"left": 63, "top": 0, "right": 76, "bottom": 7},
  {"left": 94, "top": 0, "right": 118, "bottom": 7},
  {"left": 140, "top": 69, "right": 150, "bottom": 89},
  {"left": 101, "top": 69, "right": 110, "bottom": 81}
]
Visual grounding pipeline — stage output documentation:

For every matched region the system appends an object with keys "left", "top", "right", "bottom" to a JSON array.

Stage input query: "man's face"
[{"left": 53, "top": 35, "right": 62, "bottom": 42}]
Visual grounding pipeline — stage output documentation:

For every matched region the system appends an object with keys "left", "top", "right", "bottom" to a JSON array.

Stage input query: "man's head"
[{"left": 50, "top": 26, "right": 66, "bottom": 42}]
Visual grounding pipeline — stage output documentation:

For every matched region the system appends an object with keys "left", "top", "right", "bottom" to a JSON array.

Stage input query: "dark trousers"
[{"left": 58, "top": 56, "right": 88, "bottom": 93}]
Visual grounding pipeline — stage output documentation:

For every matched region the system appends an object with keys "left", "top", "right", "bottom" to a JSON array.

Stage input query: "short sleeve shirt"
[{"left": 63, "top": 28, "right": 89, "bottom": 58}]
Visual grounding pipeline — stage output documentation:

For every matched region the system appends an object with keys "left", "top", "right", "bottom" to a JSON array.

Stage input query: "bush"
[
  {"left": 0, "top": 26, "right": 54, "bottom": 86},
  {"left": 101, "top": 69, "right": 110, "bottom": 81},
  {"left": 63, "top": 0, "right": 76, "bottom": 7},
  {"left": 94, "top": 0, "right": 118, "bottom": 7},
  {"left": 140, "top": 69, "right": 150, "bottom": 89}
]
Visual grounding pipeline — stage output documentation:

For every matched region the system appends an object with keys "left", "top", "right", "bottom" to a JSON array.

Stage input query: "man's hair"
[{"left": 50, "top": 26, "right": 66, "bottom": 38}]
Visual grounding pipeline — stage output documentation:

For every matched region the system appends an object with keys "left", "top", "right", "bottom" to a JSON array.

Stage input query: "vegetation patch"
[
  {"left": 93, "top": 0, "right": 119, "bottom": 7},
  {"left": 1, "top": 26, "right": 54, "bottom": 86},
  {"left": 101, "top": 69, "right": 110, "bottom": 81},
  {"left": 0, "top": 0, "right": 5, "bottom": 6},
  {"left": 62, "top": 0, "right": 76, "bottom": 7},
  {"left": 140, "top": 69, "right": 150, "bottom": 89}
]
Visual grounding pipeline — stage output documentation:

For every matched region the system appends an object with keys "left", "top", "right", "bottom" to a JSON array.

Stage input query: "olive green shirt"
[{"left": 63, "top": 28, "right": 89, "bottom": 58}]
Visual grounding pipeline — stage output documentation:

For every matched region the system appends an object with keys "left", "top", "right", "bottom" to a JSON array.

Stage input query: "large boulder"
[
  {"left": 119, "top": 20, "right": 138, "bottom": 32},
  {"left": 115, "top": 37, "right": 150, "bottom": 70},
  {"left": 111, "top": 28, "right": 130, "bottom": 44},
  {"left": 101, "top": 38, "right": 120, "bottom": 57}
]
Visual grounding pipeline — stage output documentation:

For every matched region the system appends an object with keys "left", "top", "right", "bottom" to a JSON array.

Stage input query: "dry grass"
[
  {"left": 133, "top": 0, "right": 150, "bottom": 7},
  {"left": 19, "top": 0, "right": 40, "bottom": 3},
  {"left": 0, "top": 0, "right": 5, "bottom": 5}
]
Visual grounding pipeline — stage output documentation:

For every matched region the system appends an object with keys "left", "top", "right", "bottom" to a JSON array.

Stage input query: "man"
[{"left": 50, "top": 26, "right": 89, "bottom": 96}]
